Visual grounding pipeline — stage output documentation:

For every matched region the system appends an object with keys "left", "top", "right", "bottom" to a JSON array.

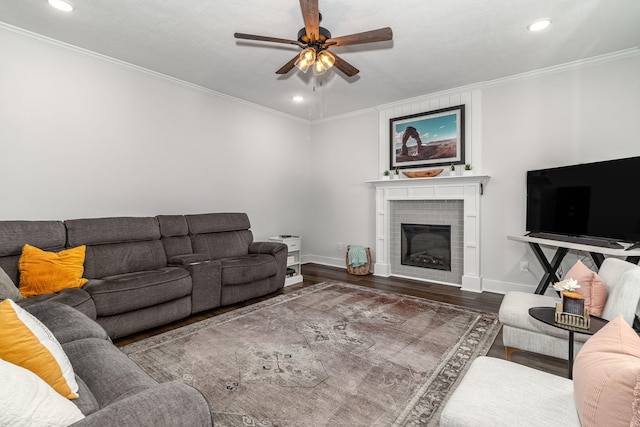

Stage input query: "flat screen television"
[{"left": 526, "top": 156, "right": 640, "bottom": 248}]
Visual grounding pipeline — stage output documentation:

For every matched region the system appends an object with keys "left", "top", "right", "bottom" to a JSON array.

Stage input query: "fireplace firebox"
[{"left": 401, "top": 223, "right": 452, "bottom": 271}]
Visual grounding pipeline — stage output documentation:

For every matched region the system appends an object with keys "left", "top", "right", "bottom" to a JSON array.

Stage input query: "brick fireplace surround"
[{"left": 370, "top": 175, "right": 490, "bottom": 292}]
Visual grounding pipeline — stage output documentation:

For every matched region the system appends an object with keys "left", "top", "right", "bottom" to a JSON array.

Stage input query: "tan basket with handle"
[{"left": 346, "top": 245, "right": 371, "bottom": 275}]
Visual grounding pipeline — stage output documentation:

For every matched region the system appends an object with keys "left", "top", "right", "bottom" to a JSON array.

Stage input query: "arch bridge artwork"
[{"left": 389, "top": 105, "right": 465, "bottom": 170}]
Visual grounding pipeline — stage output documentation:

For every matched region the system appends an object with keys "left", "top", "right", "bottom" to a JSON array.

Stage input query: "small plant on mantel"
[
  {"left": 450, "top": 163, "right": 456, "bottom": 172},
  {"left": 394, "top": 168, "right": 400, "bottom": 179},
  {"left": 465, "top": 164, "right": 472, "bottom": 171},
  {"left": 382, "top": 170, "right": 390, "bottom": 180}
]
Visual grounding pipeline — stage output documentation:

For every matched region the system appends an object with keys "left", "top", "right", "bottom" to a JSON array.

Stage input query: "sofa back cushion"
[
  {"left": 0, "top": 221, "right": 66, "bottom": 284},
  {"left": 186, "top": 213, "right": 253, "bottom": 260},
  {"left": 65, "top": 217, "right": 167, "bottom": 278},
  {"left": 157, "top": 215, "right": 193, "bottom": 260}
]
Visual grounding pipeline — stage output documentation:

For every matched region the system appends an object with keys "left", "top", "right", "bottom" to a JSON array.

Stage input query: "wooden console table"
[{"left": 508, "top": 235, "right": 640, "bottom": 294}]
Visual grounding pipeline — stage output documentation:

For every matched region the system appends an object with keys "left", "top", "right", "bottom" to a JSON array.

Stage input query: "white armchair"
[{"left": 499, "top": 257, "right": 640, "bottom": 360}]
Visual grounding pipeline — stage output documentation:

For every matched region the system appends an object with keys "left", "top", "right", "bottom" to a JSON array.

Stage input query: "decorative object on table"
[
  {"left": 450, "top": 163, "right": 456, "bottom": 176},
  {"left": 382, "top": 170, "right": 390, "bottom": 180},
  {"left": 552, "top": 277, "right": 590, "bottom": 329},
  {"left": 463, "top": 164, "right": 473, "bottom": 176},
  {"left": 393, "top": 167, "right": 400, "bottom": 179},
  {"left": 554, "top": 303, "right": 591, "bottom": 329},
  {"left": 346, "top": 245, "right": 371, "bottom": 275},
  {"left": 402, "top": 168, "right": 444, "bottom": 178},
  {"left": 390, "top": 105, "right": 465, "bottom": 170}
]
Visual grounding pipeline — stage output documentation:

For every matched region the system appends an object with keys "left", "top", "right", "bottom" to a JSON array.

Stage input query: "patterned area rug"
[{"left": 122, "top": 282, "right": 500, "bottom": 426}]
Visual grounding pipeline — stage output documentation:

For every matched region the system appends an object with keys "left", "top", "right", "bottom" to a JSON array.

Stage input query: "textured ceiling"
[{"left": 1, "top": 0, "right": 639, "bottom": 120}]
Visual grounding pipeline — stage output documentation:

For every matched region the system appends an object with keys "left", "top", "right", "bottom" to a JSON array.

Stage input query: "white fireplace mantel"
[{"left": 368, "top": 175, "right": 490, "bottom": 292}]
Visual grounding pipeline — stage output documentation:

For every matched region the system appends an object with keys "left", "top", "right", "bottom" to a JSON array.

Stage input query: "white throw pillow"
[
  {"left": 0, "top": 358, "right": 85, "bottom": 426},
  {"left": 0, "top": 299, "right": 79, "bottom": 398}
]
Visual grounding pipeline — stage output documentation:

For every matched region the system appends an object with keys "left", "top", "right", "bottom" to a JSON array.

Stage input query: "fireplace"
[
  {"left": 401, "top": 224, "right": 451, "bottom": 271},
  {"left": 370, "top": 175, "right": 489, "bottom": 291}
]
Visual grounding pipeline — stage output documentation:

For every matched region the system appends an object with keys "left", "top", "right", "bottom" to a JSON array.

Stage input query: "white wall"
[
  {"left": 481, "top": 53, "right": 640, "bottom": 293},
  {"left": 305, "top": 111, "right": 379, "bottom": 266},
  {"left": 0, "top": 28, "right": 311, "bottom": 240},
  {"left": 2, "top": 26, "right": 639, "bottom": 293},
  {"left": 307, "top": 51, "right": 640, "bottom": 293}
]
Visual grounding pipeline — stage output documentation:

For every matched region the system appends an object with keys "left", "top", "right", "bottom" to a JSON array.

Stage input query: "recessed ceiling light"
[
  {"left": 528, "top": 18, "right": 551, "bottom": 32},
  {"left": 292, "top": 96, "right": 304, "bottom": 102},
  {"left": 48, "top": 0, "right": 74, "bottom": 12}
]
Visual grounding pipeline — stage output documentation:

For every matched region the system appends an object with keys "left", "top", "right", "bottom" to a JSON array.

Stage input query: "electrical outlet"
[
  {"left": 336, "top": 242, "right": 342, "bottom": 251},
  {"left": 520, "top": 261, "right": 529, "bottom": 272}
]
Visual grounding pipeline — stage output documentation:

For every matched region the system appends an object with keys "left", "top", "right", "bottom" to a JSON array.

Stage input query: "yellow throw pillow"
[
  {"left": 18, "top": 244, "right": 89, "bottom": 298},
  {"left": 0, "top": 299, "right": 79, "bottom": 399}
]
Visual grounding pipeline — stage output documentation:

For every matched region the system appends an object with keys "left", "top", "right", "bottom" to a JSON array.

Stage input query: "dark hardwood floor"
[{"left": 114, "top": 263, "right": 568, "bottom": 377}]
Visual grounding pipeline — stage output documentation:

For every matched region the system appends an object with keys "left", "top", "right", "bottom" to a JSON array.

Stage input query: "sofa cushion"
[
  {"left": 18, "top": 244, "right": 89, "bottom": 298},
  {"left": 186, "top": 212, "right": 250, "bottom": 234},
  {"left": 221, "top": 254, "right": 278, "bottom": 286},
  {"left": 65, "top": 217, "right": 161, "bottom": 247},
  {"left": 191, "top": 230, "right": 253, "bottom": 260},
  {"left": 0, "top": 220, "right": 66, "bottom": 258},
  {"left": 440, "top": 356, "right": 578, "bottom": 427},
  {"left": 0, "top": 299, "right": 79, "bottom": 399},
  {"left": 567, "top": 260, "right": 608, "bottom": 316},
  {"left": 82, "top": 240, "right": 168, "bottom": 279},
  {"left": 24, "top": 301, "right": 109, "bottom": 344},
  {"left": 85, "top": 267, "right": 192, "bottom": 316},
  {"left": 573, "top": 315, "right": 640, "bottom": 427},
  {"left": 157, "top": 215, "right": 189, "bottom": 237},
  {"left": 0, "top": 266, "right": 22, "bottom": 301},
  {"left": 499, "top": 291, "right": 590, "bottom": 344},
  {"left": 17, "top": 288, "right": 97, "bottom": 319},
  {"left": 63, "top": 338, "right": 158, "bottom": 408},
  {"left": 0, "top": 358, "right": 85, "bottom": 426}
]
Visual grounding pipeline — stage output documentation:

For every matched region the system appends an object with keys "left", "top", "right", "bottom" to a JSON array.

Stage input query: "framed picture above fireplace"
[{"left": 390, "top": 105, "right": 465, "bottom": 169}]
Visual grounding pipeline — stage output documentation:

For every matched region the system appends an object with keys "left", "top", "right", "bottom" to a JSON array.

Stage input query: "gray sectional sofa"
[
  {"left": 0, "top": 212, "right": 288, "bottom": 339},
  {"left": 25, "top": 300, "right": 214, "bottom": 426},
  {"left": 0, "top": 212, "right": 287, "bottom": 426}
]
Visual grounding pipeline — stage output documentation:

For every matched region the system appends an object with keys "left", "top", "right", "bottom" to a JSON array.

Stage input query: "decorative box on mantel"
[{"left": 368, "top": 174, "right": 490, "bottom": 292}]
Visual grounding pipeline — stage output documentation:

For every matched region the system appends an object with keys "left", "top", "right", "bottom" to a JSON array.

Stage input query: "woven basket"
[{"left": 346, "top": 245, "right": 371, "bottom": 275}]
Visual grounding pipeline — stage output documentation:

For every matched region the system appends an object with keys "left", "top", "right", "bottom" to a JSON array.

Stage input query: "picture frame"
[{"left": 390, "top": 105, "right": 465, "bottom": 169}]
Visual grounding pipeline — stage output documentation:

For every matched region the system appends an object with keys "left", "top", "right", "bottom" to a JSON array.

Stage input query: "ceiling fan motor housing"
[{"left": 297, "top": 26, "right": 332, "bottom": 46}]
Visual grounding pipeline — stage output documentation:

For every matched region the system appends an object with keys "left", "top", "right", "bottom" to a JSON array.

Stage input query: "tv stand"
[
  {"left": 508, "top": 234, "right": 640, "bottom": 294},
  {"left": 526, "top": 232, "right": 623, "bottom": 249}
]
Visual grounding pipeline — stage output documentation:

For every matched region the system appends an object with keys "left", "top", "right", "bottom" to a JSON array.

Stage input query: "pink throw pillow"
[
  {"left": 573, "top": 316, "right": 640, "bottom": 427},
  {"left": 565, "top": 260, "right": 608, "bottom": 316}
]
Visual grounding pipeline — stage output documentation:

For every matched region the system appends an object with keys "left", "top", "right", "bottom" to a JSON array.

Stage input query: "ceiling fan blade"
[
  {"left": 325, "top": 27, "right": 393, "bottom": 48},
  {"left": 276, "top": 55, "right": 300, "bottom": 74},
  {"left": 234, "top": 33, "right": 303, "bottom": 47},
  {"left": 331, "top": 52, "right": 359, "bottom": 77},
  {"left": 299, "top": 0, "right": 319, "bottom": 42}
]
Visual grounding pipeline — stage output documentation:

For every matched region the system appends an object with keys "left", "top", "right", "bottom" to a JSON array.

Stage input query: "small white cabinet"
[{"left": 269, "top": 236, "right": 303, "bottom": 286}]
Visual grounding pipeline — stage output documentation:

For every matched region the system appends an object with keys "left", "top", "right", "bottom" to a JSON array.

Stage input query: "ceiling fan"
[{"left": 234, "top": 0, "right": 392, "bottom": 77}]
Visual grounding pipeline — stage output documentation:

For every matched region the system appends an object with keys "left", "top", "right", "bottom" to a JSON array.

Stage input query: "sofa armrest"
[
  {"left": 172, "top": 260, "right": 222, "bottom": 314},
  {"left": 71, "top": 381, "right": 213, "bottom": 427},
  {"left": 168, "top": 253, "right": 211, "bottom": 265},
  {"left": 249, "top": 241, "right": 288, "bottom": 256},
  {"left": 250, "top": 242, "right": 288, "bottom": 287}
]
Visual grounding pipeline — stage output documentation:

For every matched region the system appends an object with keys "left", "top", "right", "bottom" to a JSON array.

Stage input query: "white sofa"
[
  {"left": 440, "top": 356, "right": 579, "bottom": 427},
  {"left": 499, "top": 257, "right": 640, "bottom": 360},
  {"left": 442, "top": 315, "right": 640, "bottom": 427}
]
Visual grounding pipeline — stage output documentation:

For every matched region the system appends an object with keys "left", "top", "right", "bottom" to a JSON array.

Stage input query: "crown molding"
[{"left": 0, "top": 22, "right": 310, "bottom": 125}]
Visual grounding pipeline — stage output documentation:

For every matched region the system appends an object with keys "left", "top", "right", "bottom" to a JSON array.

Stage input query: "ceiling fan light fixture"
[
  {"left": 47, "top": 0, "right": 74, "bottom": 12},
  {"left": 295, "top": 47, "right": 316, "bottom": 73},
  {"left": 317, "top": 51, "right": 335, "bottom": 69},
  {"left": 312, "top": 51, "right": 335, "bottom": 75}
]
